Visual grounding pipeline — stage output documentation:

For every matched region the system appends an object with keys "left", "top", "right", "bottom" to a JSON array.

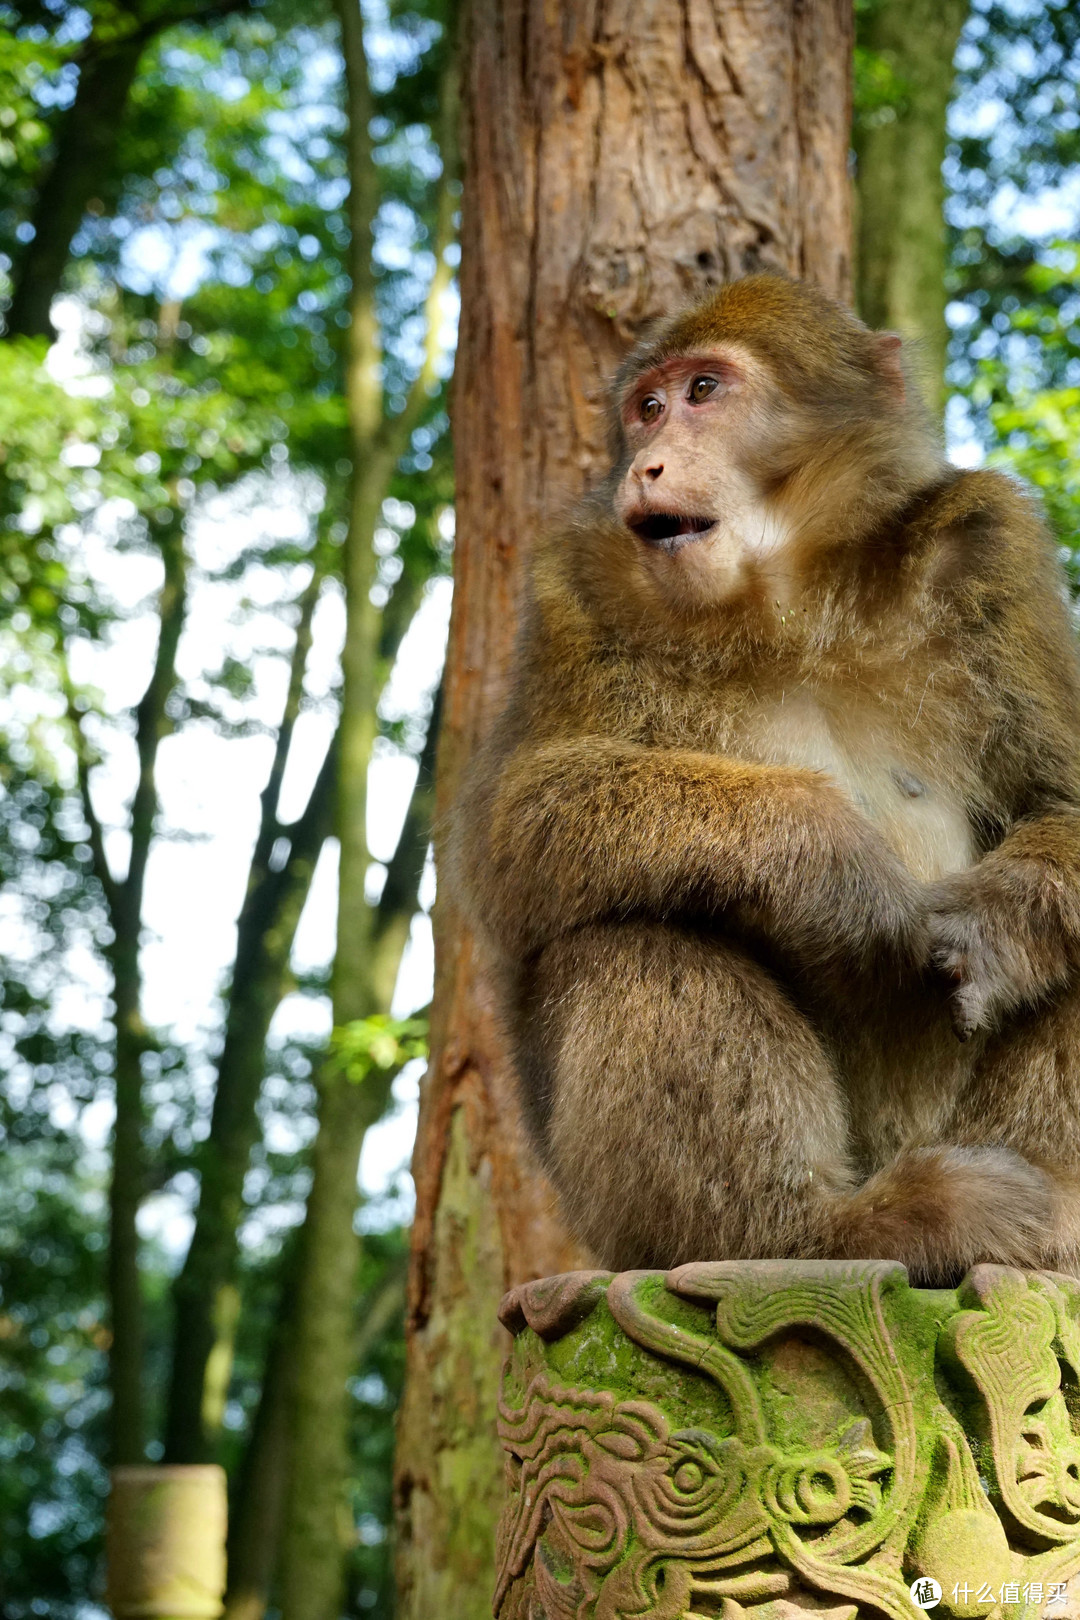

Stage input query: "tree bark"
[
  {"left": 854, "top": 0, "right": 970, "bottom": 407},
  {"left": 394, "top": 2, "right": 854, "bottom": 1613}
]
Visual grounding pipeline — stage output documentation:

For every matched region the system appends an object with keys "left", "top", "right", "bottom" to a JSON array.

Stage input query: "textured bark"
[
  {"left": 395, "top": 2, "right": 855, "bottom": 1613},
  {"left": 854, "top": 0, "right": 970, "bottom": 407}
]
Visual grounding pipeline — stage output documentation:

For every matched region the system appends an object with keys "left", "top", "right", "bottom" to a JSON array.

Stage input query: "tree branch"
[
  {"left": 337, "top": 0, "right": 383, "bottom": 444},
  {"left": 162, "top": 729, "right": 337, "bottom": 1464},
  {"left": 250, "top": 554, "right": 326, "bottom": 888},
  {"left": 60, "top": 672, "right": 120, "bottom": 920},
  {"left": 368, "top": 679, "right": 441, "bottom": 1009},
  {"left": 117, "top": 521, "right": 187, "bottom": 933},
  {"left": 5, "top": 0, "right": 253, "bottom": 336}
]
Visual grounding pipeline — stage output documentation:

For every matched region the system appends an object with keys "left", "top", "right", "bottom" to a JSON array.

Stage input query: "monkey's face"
[{"left": 612, "top": 346, "right": 803, "bottom": 609}]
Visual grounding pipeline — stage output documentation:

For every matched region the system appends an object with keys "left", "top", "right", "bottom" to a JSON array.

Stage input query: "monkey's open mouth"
[{"left": 628, "top": 512, "right": 715, "bottom": 549}]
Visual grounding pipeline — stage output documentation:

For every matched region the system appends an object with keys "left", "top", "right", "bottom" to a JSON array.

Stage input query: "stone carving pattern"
[{"left": 494, "top": 1262, "right": 1080, "bottom": 1620}]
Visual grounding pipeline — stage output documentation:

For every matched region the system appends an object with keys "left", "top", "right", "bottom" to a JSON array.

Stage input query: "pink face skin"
[
  {"left": 613, "top": 347, "right": 792, "bottom": 604},
  {"left": 615, "top": 350, "right": 761, "bottom": 545}
]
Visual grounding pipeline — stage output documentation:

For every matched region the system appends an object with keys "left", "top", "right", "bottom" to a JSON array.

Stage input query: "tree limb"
[
  {"left": 117, "top": 521, "right": 187, "bottom": 934},
  {"left": 252, "top": 554, "right": 326, "bottom": 879},
  {"left": 60, "top": 675, "right": 120, "bottom": 920},
  {"left": 5, "top": 0, "right": 253, "bottom": 336}
]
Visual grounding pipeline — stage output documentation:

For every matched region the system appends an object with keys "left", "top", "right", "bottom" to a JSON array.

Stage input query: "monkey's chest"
[{"left": 741, "top": 691, "right": 974, "bottom": 881}]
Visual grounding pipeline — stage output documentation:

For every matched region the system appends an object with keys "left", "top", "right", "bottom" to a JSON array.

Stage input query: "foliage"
[
  {"left": 946, "top": 0, "right": 1080, "bottom": 551},
  {"left": 853, "top": 0, "right": 913, "bottom": 131},
  {"left": 963, "top": 248, "right": 1080, "bottom": 559},
  {"left": 328, "top": 1015, "right": 427, "bottom": 1084}
]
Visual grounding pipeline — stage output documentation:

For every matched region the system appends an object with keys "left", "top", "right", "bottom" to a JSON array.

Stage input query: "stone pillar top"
[{"left": 494, "top": 1261, "right": 1080, "bottom": 1620}]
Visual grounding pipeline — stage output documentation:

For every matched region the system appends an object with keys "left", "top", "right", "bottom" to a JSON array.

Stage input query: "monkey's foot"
[{"left": 832, "top": 1145, "right": 1057, "bottom": 1286}]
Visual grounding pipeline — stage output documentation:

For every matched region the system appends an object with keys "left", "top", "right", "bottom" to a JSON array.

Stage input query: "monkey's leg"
[
  {"left": 529, "top": 923, "right": 1057, "bottom": 1279},
  {"left": 531, "top": 922, "right": 854, "bottom": 1271},
  {"left": 937, "top": 983, "right": 1080, "bottom": 1273}
]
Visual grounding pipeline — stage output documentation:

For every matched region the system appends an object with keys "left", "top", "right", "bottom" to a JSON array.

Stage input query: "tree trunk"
[
  {"left": 854, "top": 0, "right": 970, "bottom": 407},
  {"left": 394, "top": 2, "right": 854, "bottom": 1613},
  {"left": 6, "top": 36, "right": 145, "bottom": 339},
  {"left": 107, "top": 521, "right": 188, "bottom": 1466},
  {"left": 107, "top": 932, "right": 150, "bottom": 1468},
  {"left": 275, "top": 1, "right": 456, "bottom": 1612},
  {"left": 163, "top": 737, "right": 336, "bottom": 1464},
  {"left": 222, "top": 1249, "right": 299, "bottom": 1620}
]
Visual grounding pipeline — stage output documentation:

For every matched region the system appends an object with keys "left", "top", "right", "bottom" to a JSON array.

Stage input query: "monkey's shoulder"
[{"left": 905, "top": 467, "right": 1061, "bottom": 605}]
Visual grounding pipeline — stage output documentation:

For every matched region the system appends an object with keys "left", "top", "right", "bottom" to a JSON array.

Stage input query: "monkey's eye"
[
  {"left": 688, "top": 375, "right": 719, "bottom": 403},
  {"left": 640, "top": 395, "right": 663, "bottom": 424}
]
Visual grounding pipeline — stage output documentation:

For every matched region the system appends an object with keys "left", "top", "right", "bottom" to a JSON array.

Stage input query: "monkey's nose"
[{"left": 644, "top": 462, "right": 663, "bottom": 480}]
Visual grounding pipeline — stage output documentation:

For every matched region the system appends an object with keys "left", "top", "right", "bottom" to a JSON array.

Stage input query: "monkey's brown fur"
[{"left": 449, "top": 274, "right": 1080, "bottom": 1285}]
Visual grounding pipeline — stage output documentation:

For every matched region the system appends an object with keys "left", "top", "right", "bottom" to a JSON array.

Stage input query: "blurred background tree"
[
  {"left": 855, "top": 0, "right": 1080, "bottom": 551},
  {"left": 0, "top": 0, "right": 454, "bottom": 1614},
  {"left": 0, "top": 0, "right": 1077, "bottom": 1617}
]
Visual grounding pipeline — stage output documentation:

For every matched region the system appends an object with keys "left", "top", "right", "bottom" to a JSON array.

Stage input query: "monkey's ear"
[{"left": 874, "top": 333, "right": 906, "bottom": 402}]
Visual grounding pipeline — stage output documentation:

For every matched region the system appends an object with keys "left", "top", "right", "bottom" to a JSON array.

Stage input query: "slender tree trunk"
[
  {"left": 224, "top": 1251, "right": 407, "bottom": 1620},
  {"left": 165, "top": 530, "right": 440, "bottom": 1463},
  {"left": 163, "top": 737, "right": 336, "bottom": 1464},
  {"left": 221, "top": 684, "right": 440, "bottom": 1619},
  {"left": 275, "top": 7, "right": 385, "bottom": 1595},
  {"left": 275, "top": 4, "right": 457, "bottom": 1609},
  {"left": 276, "top": 1059, "right": 397, "bottom": 1620},
  {"left": 107, "top": 523, "right": 188, "bottom": 1465},
  {"left": 394, "top": 1, "right": 854, "bottom": 1612},
  {"left": 106, "top": 934, "right": 150, "bottom": 1467},
  {"left": 6, "top": 36, "right": 145, "bottom": 338},
  {"left": 854, "top": 0, "right": 970, "bottom": 406},
  {"left": 222, "top": 1248, "right": 300, "bottom": 1620}
]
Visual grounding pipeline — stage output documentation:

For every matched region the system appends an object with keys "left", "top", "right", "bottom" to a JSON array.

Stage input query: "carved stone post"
[{"left": 494, "top": 1262, "right": 1080, "bottom": 1620}]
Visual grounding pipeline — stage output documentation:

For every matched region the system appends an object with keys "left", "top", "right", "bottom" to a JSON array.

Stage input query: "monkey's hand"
[
  {"left": 927, "top": 848, "right": 1079, "bottom": 1040},
  {"left": 761, "top": 784, "right": 929, "bottom": 977}
]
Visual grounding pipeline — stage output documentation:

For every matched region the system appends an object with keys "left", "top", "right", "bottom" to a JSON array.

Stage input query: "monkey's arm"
[
  {"left": 455, "top": 736, "right": 923, "bottom": 967},
  {"left": 925, "top": 481, "right": 1080, "bottom": 1038},
  {"left": 919, "top": 473, "right": 1080, "bottom": 1036},
  {"left": 929, "top": 809, "right": 1080, "bottom": 1039}
]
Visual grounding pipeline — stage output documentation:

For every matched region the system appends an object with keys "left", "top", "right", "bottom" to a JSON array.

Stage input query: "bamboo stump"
[
  {"left": 494, "top": 1262, "right": 1080, "bottom": 1620},
  {"left": 106, "top": 1464, "right": 227, "bottom": 1620}
]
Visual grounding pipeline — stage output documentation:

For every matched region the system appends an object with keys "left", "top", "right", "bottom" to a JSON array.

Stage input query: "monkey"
[{"left": 448, "top": 272, "right": 1080, "bottom": 1287}]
